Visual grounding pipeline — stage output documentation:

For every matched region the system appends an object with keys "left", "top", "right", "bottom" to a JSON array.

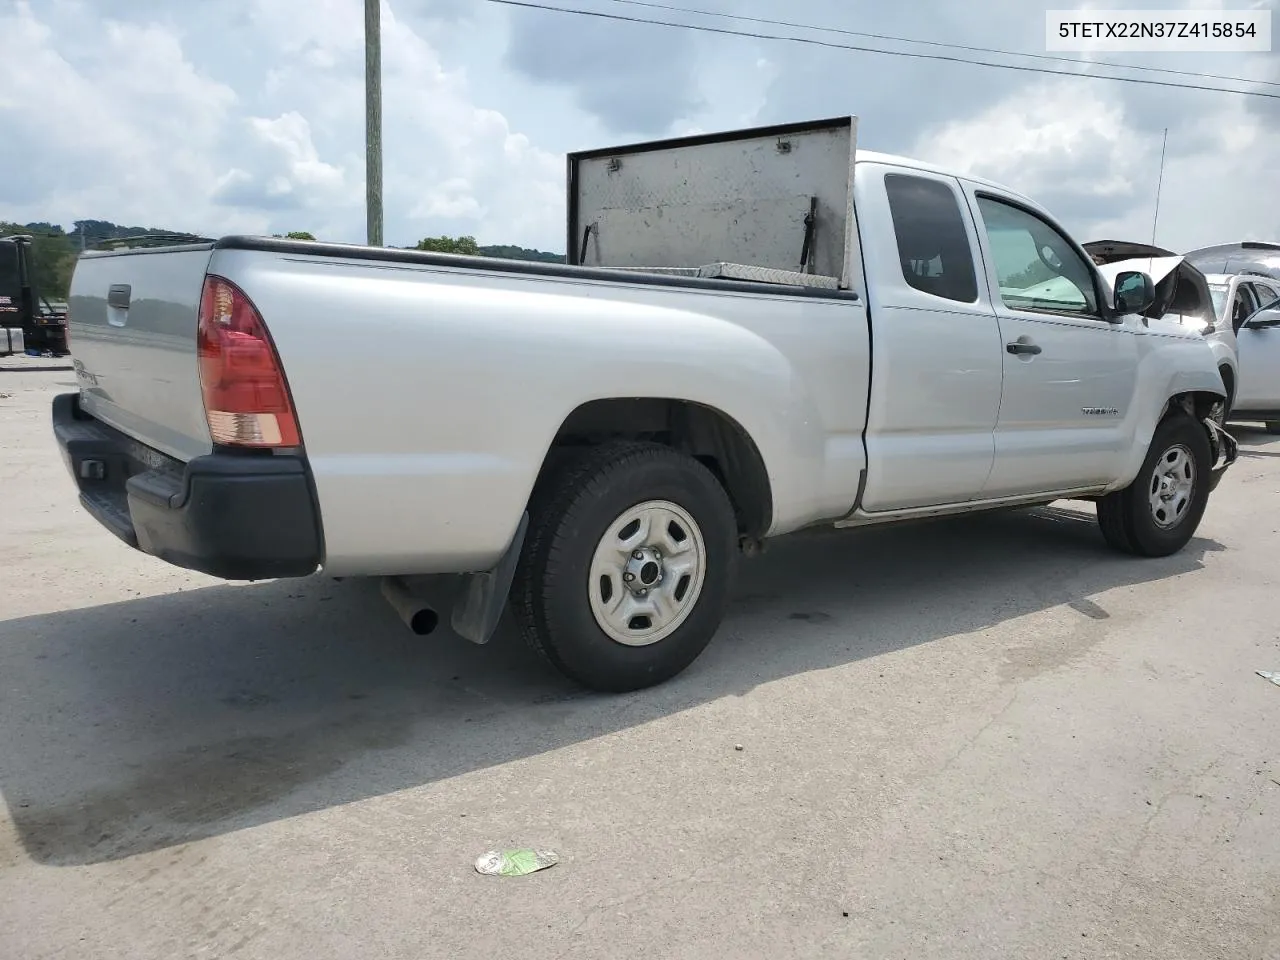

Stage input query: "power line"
[
  {"left": 603, "top": 0, "right": 1280, "bottom": 90},
  {"left": 484, "top": 0, "right": 1280, "bottom": 100}
]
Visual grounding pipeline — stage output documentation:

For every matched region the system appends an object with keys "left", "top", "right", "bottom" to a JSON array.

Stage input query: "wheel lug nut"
[
  {"left": 633, "top": 550, "right": 644, "bottom": 560},
  {"left": 637, "top": 588, "right": 648, "bottom": 596},
  {"left": 623, "top": 572, "right": 635, "bottom": 582}
]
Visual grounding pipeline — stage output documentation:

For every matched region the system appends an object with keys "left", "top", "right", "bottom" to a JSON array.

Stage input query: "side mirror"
[
  {"left": 1244, "top": 308, "right": 1280, "bottom": 330},
  {"left": 1113, "top": 270, "right": 1155, "bottom": 314}
]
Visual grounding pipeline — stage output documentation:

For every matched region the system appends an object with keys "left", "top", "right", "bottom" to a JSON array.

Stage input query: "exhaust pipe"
[{"left": 381, "top": 576, "right": 440, "bottom": 636}]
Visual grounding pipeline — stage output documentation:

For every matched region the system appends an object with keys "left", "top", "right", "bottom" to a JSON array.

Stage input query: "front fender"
[{"left": 1109, "top": 333, "right": 1226, "bottom": 492}]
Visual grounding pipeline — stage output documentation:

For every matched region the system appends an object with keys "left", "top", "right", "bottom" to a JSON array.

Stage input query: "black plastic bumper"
[{"left": 52, "top": 392, "right": 322, "bottom": 580}]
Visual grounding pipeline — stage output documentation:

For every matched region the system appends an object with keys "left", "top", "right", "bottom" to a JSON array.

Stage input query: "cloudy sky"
[{"left": 0, "top": 0, "right": 1276, "bottom": 252}]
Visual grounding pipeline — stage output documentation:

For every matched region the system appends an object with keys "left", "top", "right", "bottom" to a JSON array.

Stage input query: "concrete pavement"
[{"left": 1, "top": 364, "right": 1277, "bottom": 959}]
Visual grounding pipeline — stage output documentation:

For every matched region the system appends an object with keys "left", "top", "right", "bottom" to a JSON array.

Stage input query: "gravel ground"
[{"left": 1, "top": 361, "right": 1278, "bottom": 959}]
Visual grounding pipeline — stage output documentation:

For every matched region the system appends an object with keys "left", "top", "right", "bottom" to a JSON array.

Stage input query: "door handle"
[{"left": 1006, "top": 341, "right": 1042, "bottom": 356}]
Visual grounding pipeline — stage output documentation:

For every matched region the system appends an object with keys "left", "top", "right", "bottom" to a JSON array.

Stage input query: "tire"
[
  {"left": 1096, "top": 412, "right": 1211, "bottom": 558},
  {"left": 511, "top": 441, "right": 738, "bottom": 692},
  {"left": 1266, "top": 422, "right": 1280, "bottom": 435}
]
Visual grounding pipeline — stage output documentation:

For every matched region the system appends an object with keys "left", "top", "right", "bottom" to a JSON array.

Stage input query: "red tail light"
[{"left": 197, "top": 275, "right": 301, "bottom": 447}]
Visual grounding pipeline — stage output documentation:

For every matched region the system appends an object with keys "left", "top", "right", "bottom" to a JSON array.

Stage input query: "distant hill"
[
  {"left": 0, "top": 219, "right": 566, "bottom": 298},
  {"left": 478, "top": 244, "right": 564, "bottom": 264}
]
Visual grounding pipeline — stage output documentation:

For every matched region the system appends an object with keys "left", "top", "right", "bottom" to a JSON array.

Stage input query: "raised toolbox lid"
[{"left": 567, "top": 116, "right": 858, "bottom": 289}]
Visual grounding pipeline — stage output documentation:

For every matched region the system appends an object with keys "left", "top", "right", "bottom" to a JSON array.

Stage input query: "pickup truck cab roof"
[{"left": 855, "top": 150, "right": 1037, "bottom": 204}]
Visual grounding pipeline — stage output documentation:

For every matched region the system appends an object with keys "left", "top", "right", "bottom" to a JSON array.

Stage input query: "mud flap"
[
  {"left": 1204, "top": 418, "right": 1239, "bottom": 493},
  {"left": 450, "top": 511, "right": 529, "bottom": 645}
]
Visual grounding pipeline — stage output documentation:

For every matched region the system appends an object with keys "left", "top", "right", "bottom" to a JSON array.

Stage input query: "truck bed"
[{"left": 66, "top": 234, "right": 868, "bottom": 576}]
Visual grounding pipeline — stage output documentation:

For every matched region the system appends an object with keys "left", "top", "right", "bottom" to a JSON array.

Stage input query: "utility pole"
[
  {"left": 365, "top": 0, "right": 384, "bottom": 247},
  {"left": 1150, "top": 127, "right": 1168, "bottom": 246}
]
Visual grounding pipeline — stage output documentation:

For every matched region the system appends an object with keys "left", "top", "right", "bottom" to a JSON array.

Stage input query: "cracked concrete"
[{"left": 2, "top": 365, "right": 1279, "bottom": 959}]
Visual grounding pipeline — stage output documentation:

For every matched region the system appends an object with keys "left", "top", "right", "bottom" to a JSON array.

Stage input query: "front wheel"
[
  {"left": 511, "top": 441, "right": 738, "bottom": 692},
  {"left": 1097, "top": 412, "right": 1211, "bottom": 557}
]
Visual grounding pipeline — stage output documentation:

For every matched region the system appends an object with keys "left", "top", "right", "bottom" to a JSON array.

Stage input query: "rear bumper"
[{"left": 52, "top": 392, "right": 323, "bottom": 580}]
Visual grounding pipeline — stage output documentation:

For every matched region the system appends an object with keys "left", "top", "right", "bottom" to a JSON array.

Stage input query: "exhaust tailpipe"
[{"left": 381, "top": 576, "right": 440, "bottom": 636}]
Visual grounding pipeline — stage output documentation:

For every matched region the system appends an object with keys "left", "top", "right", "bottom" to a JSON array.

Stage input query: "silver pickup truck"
[{"left": 53, "top": 116, "right": 1237, "bottom": 691}]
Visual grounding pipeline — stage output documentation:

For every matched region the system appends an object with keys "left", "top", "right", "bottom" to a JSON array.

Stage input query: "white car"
[{"left": 1205, "top": 272, "right": 1280, "bottom": 432}]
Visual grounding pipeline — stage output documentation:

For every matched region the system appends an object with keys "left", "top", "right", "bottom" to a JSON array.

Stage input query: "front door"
[
  {"left": 967, "top": 191, "right": 1140, "bottom": 499},
  {"left": 1235, "top": 283, "right": 1280, "bottom": 413}
]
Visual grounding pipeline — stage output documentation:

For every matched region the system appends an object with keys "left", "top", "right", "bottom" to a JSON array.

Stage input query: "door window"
[
  {"left": 975, "top": 197, "right": 1099, "bottom": 317},
  {"left": 1231, "top": 284, "right": 1259, "bottom": 332},
  {"left": 884, "top": 174, "right": 978, "bottom": 304},
  {"left": 1246, "top": 281, "right": 1280, "bottom": 312}
]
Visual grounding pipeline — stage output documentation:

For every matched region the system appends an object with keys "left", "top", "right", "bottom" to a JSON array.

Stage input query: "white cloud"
[
  {"left": 0, "top": 0, "right": 563, "bottom": 248},
  {"left": 0, "top": 0, "right": 249, "bottom": 233},
  {"left": 0, "top": 0, "right": 1276, "bottom": 254},
  {"left": 915, "top": 77, "right": 1280, "bottom": 250},
  {"left": 918, "top": 83, "right": 1142, "bottom": 199}
]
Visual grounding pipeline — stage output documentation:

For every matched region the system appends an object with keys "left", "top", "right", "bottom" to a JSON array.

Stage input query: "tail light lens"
[{"left": 197, "top": 275, "right": 301, "bottom": 447}]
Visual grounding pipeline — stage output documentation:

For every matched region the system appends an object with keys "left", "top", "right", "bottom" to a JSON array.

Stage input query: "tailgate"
[{"left": 68, "top": 245, "right": 216, "bottom": 462}]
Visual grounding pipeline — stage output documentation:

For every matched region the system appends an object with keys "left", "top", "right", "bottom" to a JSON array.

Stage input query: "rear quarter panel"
[{"left": 208, "top": 248, "right": 871, "bottom": 576}]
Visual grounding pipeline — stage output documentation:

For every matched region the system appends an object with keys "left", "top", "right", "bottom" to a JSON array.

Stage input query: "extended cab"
[{"left": 53, "top": 117, "right": 1237, "bottom": 691}]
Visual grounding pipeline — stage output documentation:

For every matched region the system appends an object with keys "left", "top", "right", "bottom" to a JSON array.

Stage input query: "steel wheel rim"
[
  {"left": 588, "top": 499, "right": 707, "bottom": 647},
  {"left": 1148, "top": 443, "right": 1196, "bottom": 529}
]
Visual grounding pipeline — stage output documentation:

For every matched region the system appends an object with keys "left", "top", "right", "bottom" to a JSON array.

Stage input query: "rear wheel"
[
  {"left": 511, "top": 441, "right": 737, "bottom": 692},
  {"left": 1097, "top": 413, "right": 1211, "bottom": 557}
]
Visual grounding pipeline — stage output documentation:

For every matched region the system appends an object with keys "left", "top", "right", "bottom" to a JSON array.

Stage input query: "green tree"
[
  {"left": 53, "top": 252, "right": 78, "bottom": 298},
  {"left": 415, "top": 235, "right": 480, "bottom": 255},
  {"left": 274, "top": 231, "right": 317, "bottom": 241},
  {"left": 1004, "top": 260, "right": 1057, "bottom": 290}
]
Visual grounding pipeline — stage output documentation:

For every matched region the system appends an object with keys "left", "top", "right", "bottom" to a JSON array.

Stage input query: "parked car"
[
  {"left": 1203, "top": 272, "right": 1280, "bottom": 432},
  {"left": 52, "top": 116, "right": 1237, "bottom": 691},
  {"left": 1086, "top": 241, "right": 1236, "bottom": 427}
]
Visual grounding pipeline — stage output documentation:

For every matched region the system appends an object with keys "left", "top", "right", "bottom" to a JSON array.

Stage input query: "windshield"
[{"left": 1208, "top": 283, "right": 1229, "bottom": 320}]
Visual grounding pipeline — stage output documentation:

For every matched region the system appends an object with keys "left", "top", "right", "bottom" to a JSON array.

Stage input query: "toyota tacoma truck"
[{"left": 52, "top": 116, "right": 1237, "bottom": 692}]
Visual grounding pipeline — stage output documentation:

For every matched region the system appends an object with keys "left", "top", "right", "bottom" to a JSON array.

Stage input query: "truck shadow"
[{"left": 0, "top": 504, "right": 1221, "bottom": 867}]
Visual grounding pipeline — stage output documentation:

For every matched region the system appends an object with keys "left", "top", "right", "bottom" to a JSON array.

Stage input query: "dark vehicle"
[{"left": 0, "top": 235, "right": 70, "bottom": 357}]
